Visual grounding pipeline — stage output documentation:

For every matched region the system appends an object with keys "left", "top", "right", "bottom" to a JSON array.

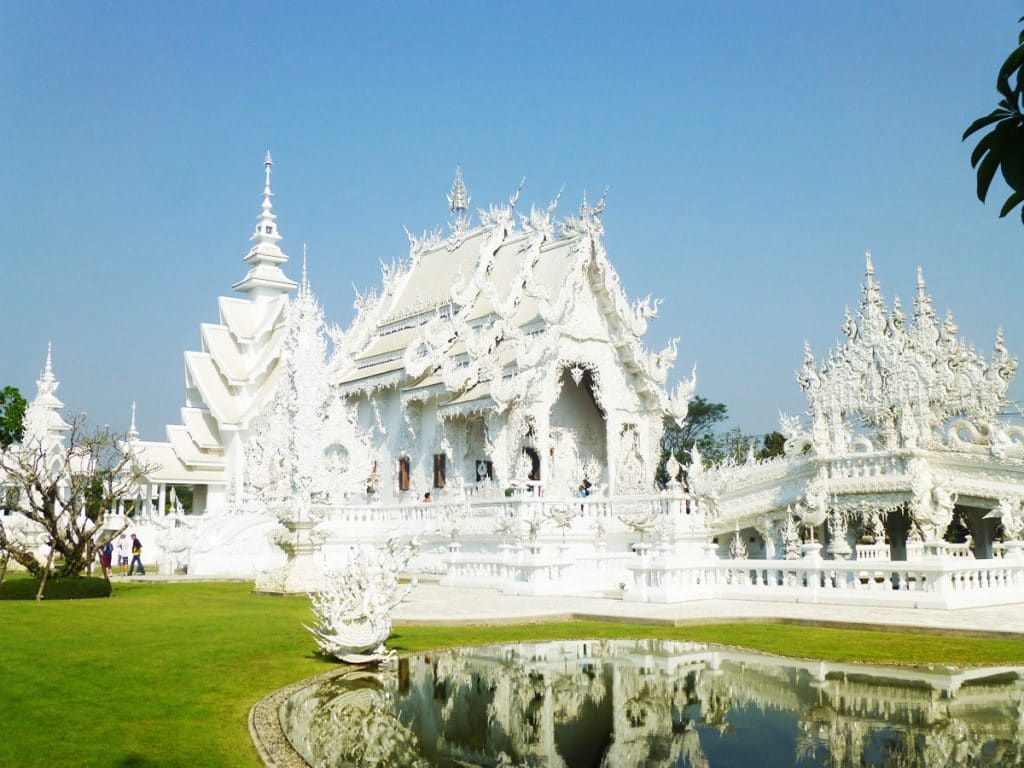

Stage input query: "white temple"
[{"left": 8, "top": 157, "right": 1024, "bottom": 610}]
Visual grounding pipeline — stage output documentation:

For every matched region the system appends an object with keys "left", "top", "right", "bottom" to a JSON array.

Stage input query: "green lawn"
[{"left": 2, "top": 580, "right": 1024, "bottom": 768}]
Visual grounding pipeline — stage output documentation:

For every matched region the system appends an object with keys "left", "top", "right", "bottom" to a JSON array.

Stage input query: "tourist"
[
  {"left": 128, "top": 534, "right": 145, "bottom": 576},
  {"left": 116, "top": 535, "right": 129, "bottom": 574},
  {"left": 99, "top": 539, "right": 113, "bottom": 579},
  {"left": 422, "top": 492, "right": 432, "bottom": 503}
]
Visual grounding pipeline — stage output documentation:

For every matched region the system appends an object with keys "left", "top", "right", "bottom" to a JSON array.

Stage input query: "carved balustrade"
[
  {"left": 854, "top": 542, "right": 891, "bottom": 561},
  {"left": 906, "top": 541, "right": 975, "bottom": 560},
  {"left": 822, "top": 453, "right": 907, "bottom": 481},
  {"left": 626, "top": 554, "right": 1024, "bottom": 609},
  {"left": 318, "top": 490, "right": 699, "bottom": 536}
]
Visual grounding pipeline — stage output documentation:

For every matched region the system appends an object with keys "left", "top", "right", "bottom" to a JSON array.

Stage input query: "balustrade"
[{"left": 626, "top": 553, "right": 1024, "bottom": 608}]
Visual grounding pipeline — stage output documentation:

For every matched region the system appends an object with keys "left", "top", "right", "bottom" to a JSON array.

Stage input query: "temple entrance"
[{"left": 549, "top": 367, "right": 607, "bottom": 495}]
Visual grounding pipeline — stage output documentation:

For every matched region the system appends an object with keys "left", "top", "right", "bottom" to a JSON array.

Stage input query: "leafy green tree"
[
  {"left": 661, "top": 396, "right": 728, "bottom": 460},
  {"left": 0, "top": 386, "right": 26, "bottom": 449},
  {"left": 963, "top": 17, "right": 1024, "bottom": 222},
  {"left": 757, "top": 431, "right": 786, "bottom": 460}
]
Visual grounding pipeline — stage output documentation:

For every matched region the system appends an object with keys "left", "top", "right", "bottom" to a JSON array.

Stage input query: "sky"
[{"left": 2, "top": 2, "right": 1023, "bottom": 440}]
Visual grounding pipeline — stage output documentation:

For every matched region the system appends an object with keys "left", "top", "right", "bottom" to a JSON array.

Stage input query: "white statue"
[{"left": 306, "top": 536, "right": 419, "bottom": 663}]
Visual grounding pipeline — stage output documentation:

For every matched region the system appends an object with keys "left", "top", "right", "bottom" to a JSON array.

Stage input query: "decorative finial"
[
  {"left": 128, "top": 401, "right": 139, "bottom": 441},
  {"left": 864, "top": 250, "right": 874, "bottom": 276},
  {"left": 44, "top": 341, "right": 53, "bottom": 377},
  {"left": 262, "top": 151, "right": 273, "bottom": 212},
  {"left": 916, "top": 265, "right": 926, "bottom": 292},
  {"left": 301, "top": 243, "right": 309, "bottom": 294},
  {"left": 448, "top": 166, "right": 470, "bottom": 215}
]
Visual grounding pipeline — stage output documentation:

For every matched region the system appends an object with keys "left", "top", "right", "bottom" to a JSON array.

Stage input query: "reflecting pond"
[{"left": 281, "top": 639, "right": 1024, "bottom": 767}]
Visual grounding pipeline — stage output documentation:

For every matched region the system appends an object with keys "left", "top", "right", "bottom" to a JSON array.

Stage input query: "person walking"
[
  {"left": 99, "top": 540, "right": 113, "bottom": 579},
  {"left": 128, "top": 534, "right": 145, "bottom": 576},
  {"left": 115, "top": 535, "right": 129, "bottom": 574}
]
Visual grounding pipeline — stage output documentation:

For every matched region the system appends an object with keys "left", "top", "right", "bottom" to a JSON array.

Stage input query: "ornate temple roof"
[
  {"left": 335, "top": 172, "right": 694, "bottom": 423},
  {"left": 797, "top": 253, "right": 1017, "bottom": 451},
  {"left": 690, "top": 255, "right": 1024, "bottom": 536}
]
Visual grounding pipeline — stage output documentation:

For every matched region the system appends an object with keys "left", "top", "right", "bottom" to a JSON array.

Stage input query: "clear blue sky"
[{"left": 3, "top": 2, "right": 1022, "bottom": 439}]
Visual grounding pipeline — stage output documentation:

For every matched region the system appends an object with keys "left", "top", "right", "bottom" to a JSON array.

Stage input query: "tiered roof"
[
  {"left": 335, "top": 174, "right": 694, "bottom": 423},
  {"left": 21, "top": 343, "right": 70, "bottom": 452},
  {"left": 143, "top": 154, "right": 296, "bottom": 484}
]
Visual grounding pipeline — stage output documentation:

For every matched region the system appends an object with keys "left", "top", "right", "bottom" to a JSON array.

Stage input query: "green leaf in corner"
[{"left": 999, "top": 191, "right": 1024, "bottom": 217}]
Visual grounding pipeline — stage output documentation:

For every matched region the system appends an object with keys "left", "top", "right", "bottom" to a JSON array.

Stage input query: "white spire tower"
[
  {"left": 22, "top": 342, "right": 70, "bottom": 451},
  {"left": 233, "top": 152, "right": 298, "bottom": 298}
]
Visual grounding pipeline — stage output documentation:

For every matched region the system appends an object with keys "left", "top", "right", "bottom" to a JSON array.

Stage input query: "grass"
[{"left": 1, "top": 580, "right": 1024, "bottom": 767}]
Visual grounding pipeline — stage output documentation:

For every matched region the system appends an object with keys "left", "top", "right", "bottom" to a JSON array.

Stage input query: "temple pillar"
[
  {"left": 605, "top": 415, "right": 619, "bottom": 495},
  {"left": 535, "top": 408, "right": 550, "bottom": 491},
  {"left": 157, "top": 484, "right": 167, "bottom": 516}
]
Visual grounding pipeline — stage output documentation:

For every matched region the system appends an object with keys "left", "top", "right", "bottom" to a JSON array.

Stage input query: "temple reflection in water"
[{"left": 281, "top": 639, "right": 1024, "bottom": 767}]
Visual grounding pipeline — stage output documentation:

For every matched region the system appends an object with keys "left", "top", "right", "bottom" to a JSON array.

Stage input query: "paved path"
[{"left": 393, "top": 582, "right": 1024, "bottom": 637}]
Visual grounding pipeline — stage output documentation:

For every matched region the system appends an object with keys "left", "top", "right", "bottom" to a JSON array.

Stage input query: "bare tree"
[{"left": 0, "top": 413, "right": 154, "bottom": 596}]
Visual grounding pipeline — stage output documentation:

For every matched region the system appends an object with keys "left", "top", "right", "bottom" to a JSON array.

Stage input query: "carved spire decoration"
[
  {"left": 447, "top": 166, "right": 470, "bottom": 216},
  {"left": 22, "top": 343, "right": 70, "bottom": 451},
  {"left": 233, "top": 152, "right": 297, "bottom": 297},
  {"left": 797, "top": 257, "right": 1017, "bottom": 451},
  {"left": 238, "top": 272, "right": 375, "bottom": 517},
  {"left": 127, "top": 401, "right": 139, "bottom": 443},
  {"left": 301, "top": 243, "right": 310, "bottom": 297}
]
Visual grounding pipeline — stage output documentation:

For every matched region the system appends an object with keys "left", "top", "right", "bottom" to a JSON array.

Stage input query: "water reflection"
[{"left": 281, "top": 639, "right": 1024, "bottom": 767}]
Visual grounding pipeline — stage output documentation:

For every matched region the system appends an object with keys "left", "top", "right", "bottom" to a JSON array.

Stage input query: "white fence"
[{"left": 624, "top": 552, "right": 1024, "bottom": 609}]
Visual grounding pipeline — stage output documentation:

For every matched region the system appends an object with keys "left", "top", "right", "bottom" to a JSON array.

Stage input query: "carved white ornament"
[{"left": 306, "top": 536, "right": 419, "bottom": 663}]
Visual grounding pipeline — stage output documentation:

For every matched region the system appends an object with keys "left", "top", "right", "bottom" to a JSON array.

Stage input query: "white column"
[
  {"left": 158, "top": 484, "right": 167, "bottom": 516},
  {"left": 605, "top": 416, "right": 618, "bottom": 495}
]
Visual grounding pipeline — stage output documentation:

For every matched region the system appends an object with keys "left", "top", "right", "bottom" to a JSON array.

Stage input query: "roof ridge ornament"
[
  {"left": 43, "top": 341, "right": 54, "bottom": 381},
  {"left": 447, "top": 166, "right": 471, "bottom": 216},
  {"left": 560, "top": 187, "right": 608, "bottom": 239},
  {"left": 253, "top": 150, "right": 280, "bottom": 246},
  {"left": 128, "top": 401, "right": 139, "bottom": 443},
  {"left": 301, "top": 243, "right": 310, "bottom": 296},
  {"left": 233, "top": 152, "right": 297, "bottom": 296}
]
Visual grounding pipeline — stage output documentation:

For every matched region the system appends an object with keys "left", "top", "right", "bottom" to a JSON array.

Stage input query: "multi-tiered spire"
[
  {"left": 22, "top": 342, "right": 70, "bottom": 450},
  {"left": 447, "top": 166, "right": 471, "bottom": 220},
  {"left": 232, "top": 152, "right": 298, "bottom": 297}
]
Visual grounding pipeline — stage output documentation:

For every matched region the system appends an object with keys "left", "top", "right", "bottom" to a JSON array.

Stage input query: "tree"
[
  {"left": 963, "top": 17, "right": 1024, "bottom": 223},
  {"left": 0, "top": 386, "right": 26, "bottom": 449},
  {"left": 661, "top": 396, "right": 728, "bottom": 463},
  {"left": 0, "top": 414, "right": 153, "bottom": 590},
  {"left": 758, "top": 431, "right": 786, "bottom": 460},
  {"left": 658, "top": 396, "right": 728, "bottom": 485}
]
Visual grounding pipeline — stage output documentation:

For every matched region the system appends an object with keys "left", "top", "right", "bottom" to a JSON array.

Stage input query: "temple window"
[
  {"left": 398, "top": 457, "right": 410, "bottom": 491},
  {"left": 433, "top": 454, "right": 446, "bottom": 489}
]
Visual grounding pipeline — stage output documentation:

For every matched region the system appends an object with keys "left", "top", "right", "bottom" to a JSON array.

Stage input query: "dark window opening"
[{"left": 433, "top": 454, "right": 446, "bottom": 489}]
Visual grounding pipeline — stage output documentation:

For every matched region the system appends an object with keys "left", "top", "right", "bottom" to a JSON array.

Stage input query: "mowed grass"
[{"left": 2, "top": 581, "right": 1024, "bottom": 767}]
